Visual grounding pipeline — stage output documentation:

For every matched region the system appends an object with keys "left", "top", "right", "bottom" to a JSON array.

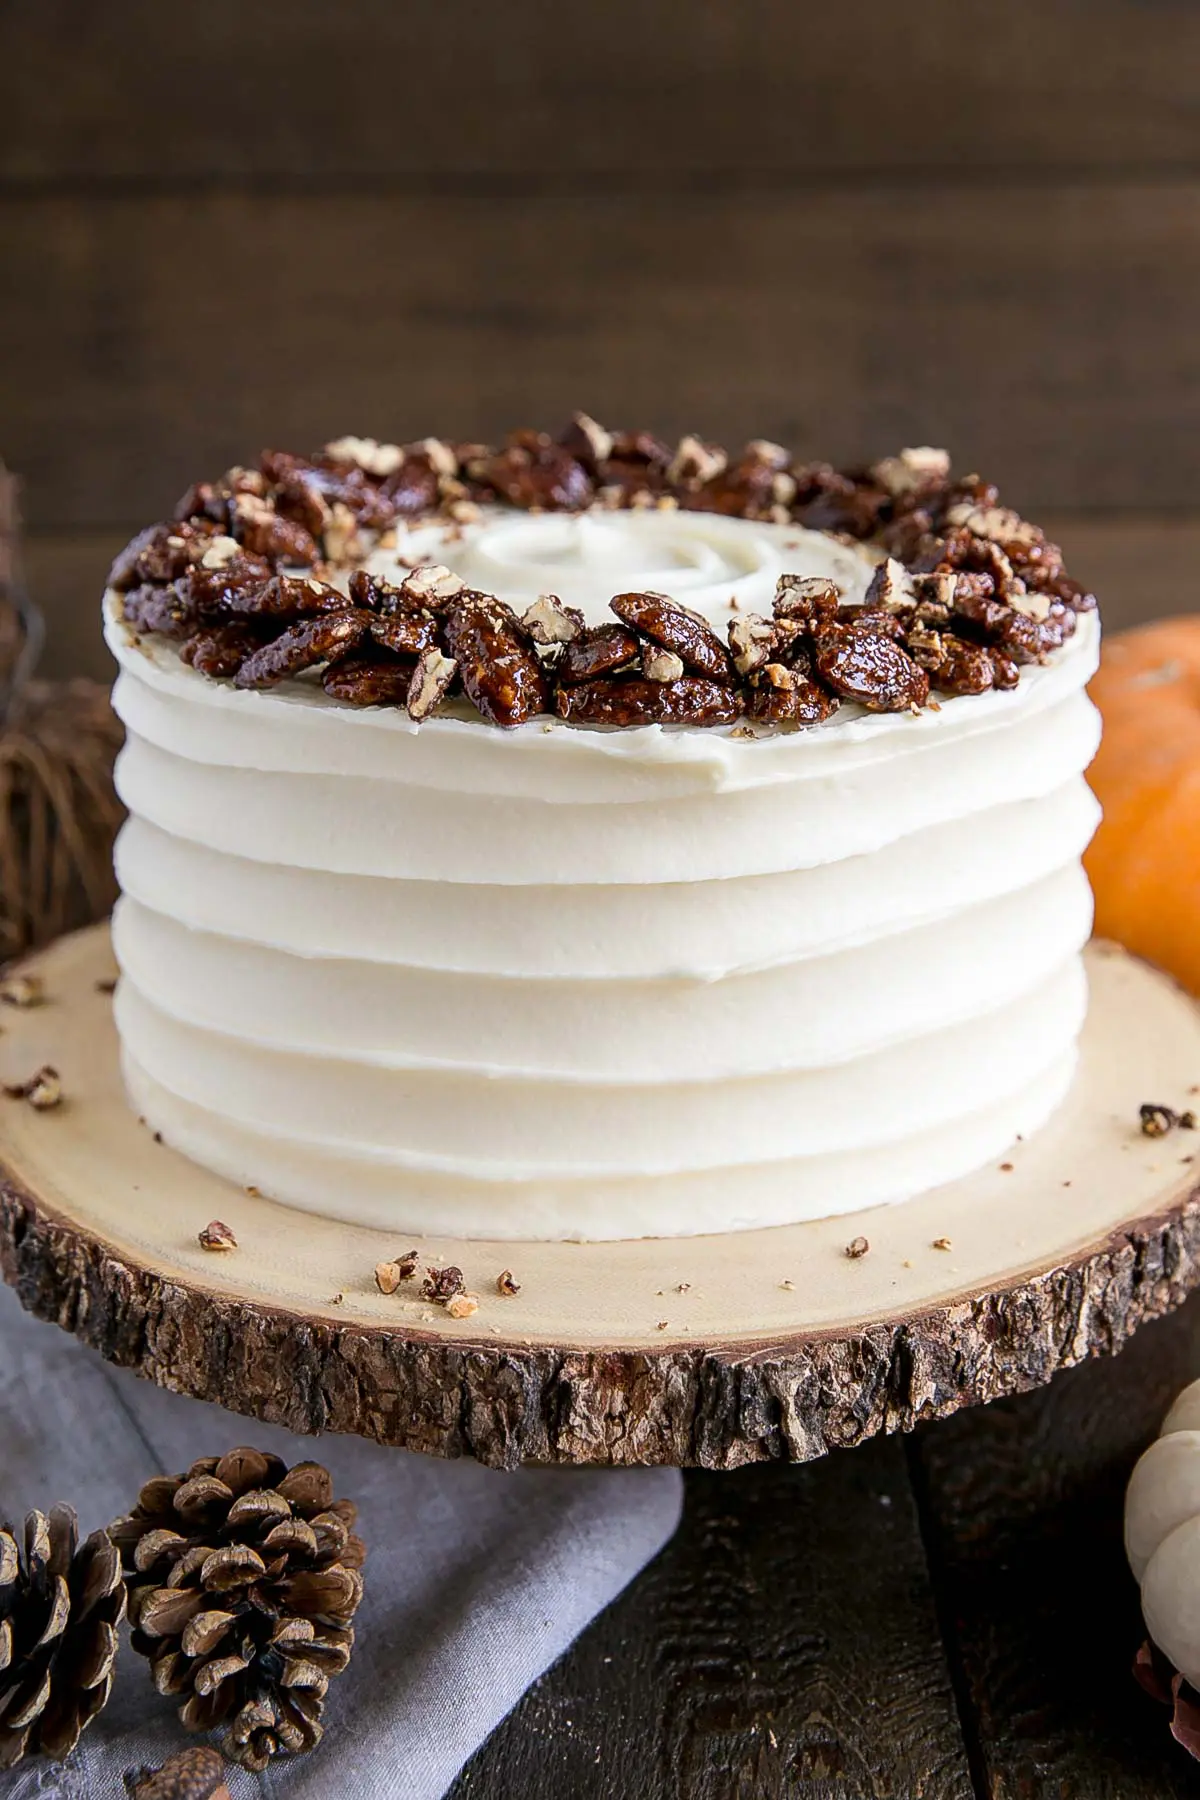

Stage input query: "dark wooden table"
[{"left": 450, "top": 1295, "right": 1200, "bottom": 1798}]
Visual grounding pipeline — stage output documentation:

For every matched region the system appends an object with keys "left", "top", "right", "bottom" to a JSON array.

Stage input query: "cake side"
[{"left": 103, "top": 479, "right": 1101, "bottom": 1240}]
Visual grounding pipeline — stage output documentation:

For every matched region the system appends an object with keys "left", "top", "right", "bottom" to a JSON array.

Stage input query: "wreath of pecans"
[{"left": 108, "top": 423, "right": 1097, "bottom": 731}]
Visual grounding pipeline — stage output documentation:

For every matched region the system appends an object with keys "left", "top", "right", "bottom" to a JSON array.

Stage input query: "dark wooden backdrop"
[{"left": 2, "top": 0, "right": 1199, "bottom": 680}]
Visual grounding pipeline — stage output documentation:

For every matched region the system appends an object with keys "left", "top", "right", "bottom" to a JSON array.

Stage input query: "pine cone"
[
  {"left": 0, "top": 1504, "right": 126, "bottom": 1767},
  {"left": 125, "top": 1745, "right": 232, "bottom": 1798},
  {"left": 110, "top": 1447, "right": 364, "bottom": 1773}
]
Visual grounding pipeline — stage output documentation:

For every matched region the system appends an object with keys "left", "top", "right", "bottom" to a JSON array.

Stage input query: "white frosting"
[{"left": 104, "top": 508, "right": 1102, "bottom": 1240}]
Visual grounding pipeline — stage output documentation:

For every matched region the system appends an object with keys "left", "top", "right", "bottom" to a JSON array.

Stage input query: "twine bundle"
[{"left": 0, "top": 465, "right": 123, "bottom": 958}]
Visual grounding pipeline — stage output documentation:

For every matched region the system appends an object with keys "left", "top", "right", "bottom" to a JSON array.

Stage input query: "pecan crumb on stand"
[
  {"left": 0, "top": 972, "right": 44, "bottom": 1008},
  {"left": 421, "top": 1264, "right": 466, "bottom": 1304},
  {"left": 198, "top": 1220, "right": 237, "bottom": 1251},
  {"left": 4, "top": 1065, "right": 62, "bottom": 1110},
  {"left": 496, "top": 1269, "right": 521, "bottom": 1297},
  {"left": 844, "top": 1236, "right": 870, "bottom": 1259},
  {"left": 1140, "top": 1102, "right": 1197, "bottom": 1138}
]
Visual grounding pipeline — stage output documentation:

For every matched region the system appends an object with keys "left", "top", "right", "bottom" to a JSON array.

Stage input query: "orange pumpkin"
[{"left": 1086, "top": 618, "right": 1200, "bottom": 996}]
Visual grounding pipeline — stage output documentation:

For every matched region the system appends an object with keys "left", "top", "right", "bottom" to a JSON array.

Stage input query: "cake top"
[{"left": 106, "top": 419, "right": 1097, "bottom": 732}]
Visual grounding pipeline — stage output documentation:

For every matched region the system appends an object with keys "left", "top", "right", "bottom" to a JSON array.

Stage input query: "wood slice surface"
[{"left": 1, "top": 926, "right": 1200, "bottom": 1471}]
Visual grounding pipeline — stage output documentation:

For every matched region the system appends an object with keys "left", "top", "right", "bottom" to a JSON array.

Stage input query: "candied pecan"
[
  {"left": 232, "top": 492, "right": 319, "bottom": 566},
  {"left": 107, "top": 520, "right": 214, "bottom": 590},
  {"left": 218, "top": 571, "right": 348, "bottom": 621},
  {"left": 835, "top": 603, "right": 908, "bottom": 640},
  {"left": 422, "top": 1264, "right": 466, "bottom": 1303},
  {"left": 174, "top": 479, "right": 233, "bottom": 527},
  {"left": 368, "top": 611, "right": 440, "bottom": 658},
  {"left": 557, "top": 623, "right": 641, "bottom": 684},
  {"left": 1043, "top": 573, "right": 1098, "bottom": 614},
  {"left": 555, "top": 674, "right": 740, "bottom": 728},
  {"left": 792, "top": 472, "right": 887, "bottom": 538},
  {"left": 407, "top": 647, "right": 459, "bottom": 721},
  {"left": 685, "top": 441, "right": 790, "bottom": 519},
  {"left": 558, "top": 412, "right": 613, "bottom": 474},
  {"left": 482, "top": 433, "right": 592, "bottom": 511},
  {"left": 121, "top": 580, "right": 198, "bottom": 639},
  {"left": 381, "top": 453, "right": 442, "bottom": 518},
  {"left": 186, "top": 550, "right": 274, "bottom": 617},
  {"left": 949, "top": 586, "right": 1012, "bottom": 638},
  {"left": 597, "top": 429, "right": 673, "bottom": 501},
  {"left": 816, "top": 627, "right": 930, "bottom": 711},
  {"left": 746, "top": 663, "right": 837, "bottom": 726},
  {"left": 989, "top": 648, "right": 1020, "bottom": 690},
  {"left": 521, "top": 595, "right": 584, "bottom": 646},
  {"left": 928, "top": 632, "right": 995, "bottom": 697},
  {"left": 610, "top": 591, "right": 733, "bottom": 683},
  {"left": 443, "top": 597, "right": 549, "bottom": 727},
  {"left": 180, "top": 621, "right": 263, "bottom": 677},
  {"left": 234, "top": 609, "right": 371, "bottom": 689},
  {"left": 323, "top": 655, "right": 415, "bottom": 706},
  {"left": 994, "top": 608, "right": 1068, "bottom": 665}
]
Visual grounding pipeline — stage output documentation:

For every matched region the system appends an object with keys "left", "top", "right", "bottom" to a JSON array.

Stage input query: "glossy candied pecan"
[
  {"left": 108, "top": 520, "right": 216, "bottom": 590},
  {"left": 397, "top": 563, "right": 467, "bottom": 609},
  {"left": 234, "top": 609, "right": 372, "bottom": 689},
  {"left": 989, "top": 648, "right": 1021, "bottom": 689},
  {"left": 746, "top": 663, "right": 837, "bottom": 725},
  {"left": 993, "top": 607, "right": 1069, "bottom": 664},
  {"left": 231, "top": 492, "right": 320, "bottom": 566},
  {"left": 186, "top": 550, "right": 275, "bottom": 616},
  {"left": 322, "top": 655, "right": 416, "bottom": 706},
  {"left": 442, "top": 597, "right": 549, "bottom": 726},
  {"left": 916, "top": 630, "right": 995, "bottom": 697},
  {"left": 557, "top": 622, "right": 641, "bottom": 685},
  {"left": 727, "top": 613, "right": 780, "bottom": 676},
  {"left": 368, "top": 611, "right": 441, "bottom": 658},
  {"left": 597, "top": 429, "right": 673, "bottom": 500},
  {"left": 121, "top": 580, "right": 198, "bottom": 639},
  {"left": 610, "top": 592, "right": 734, "bottom": 683},
  {"left": 555, "top": 674, "right": 740, "bottom": 728},
  {"left": 816, "top": 626, "right": 930, "bottom": 711},
  {"left": 482, "top": 432, "right": 592, "bottom": 511},
  {"left": 685, "top": 440, "right": 793, "bottom": 520},
  {"left": 217, "top": 571, "right": 349, "bottom": 620},
  {"left": 1042, "top": 572, "right": 1098, "bottom": 613},
  {"left": 180, "top": 621, "right": 264, "bottom": 677}
]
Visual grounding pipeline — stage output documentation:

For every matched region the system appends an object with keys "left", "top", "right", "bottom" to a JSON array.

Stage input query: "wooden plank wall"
[{"left": 2, "top": 0, "right": 1198, "bottom": 680}]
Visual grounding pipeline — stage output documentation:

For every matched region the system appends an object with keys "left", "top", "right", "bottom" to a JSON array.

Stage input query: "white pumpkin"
[{"left": 1126, "top": 1376, "right": 1200, "bottom": 1685}]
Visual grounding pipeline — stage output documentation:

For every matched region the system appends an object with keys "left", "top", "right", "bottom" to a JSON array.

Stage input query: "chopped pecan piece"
[
  {"left": 443, "top": 597, "right": 549, "bottom": 726},
  {"left": 610, "top": 591, "right": 733, "bottom": 683},
  {"left": 728, "top": 613, "right": 778, "bottom": 676},
  {"left": 773, "top": 574, "right": 840, "bottom": 628},
  {"left": 521, "top": 595, "right": 584, "bottom": 646},
  {"left": 234, "top": 609, "right": 371, "bottom": 689},
  {"left": 870, "top": 445, "right": 951, "bottom": 499},
  {"left": 816, "top": 627, "right": 930, "bottom": 712},
  {"left": 400, "top": 563, "right": 467, "bottom": 609},
  {"left": 323, "top": 655, "right": 416, "bottom": 706},
  {"left": 324, "top": 435, "right": 406, "bottom": 478},
  {"left": 557, "top": 623, "right": 641, "bottom": 685},
  {"left": 989, "top": 648, "right": 1021, "bottom": 690},
  {"left": 556, "top": 674, "right": 740, "bottom": 728},
  {"left": 643, "top": 646, "right": 686, "bottom": 682},
  {"left": 598, "top": 429, "right": 673, "bottom": 501},
  {"left": 919, "top": 630, "right": 995, "bottom": 697},
  {"left": 180, "top": 621, "right": 263, "bottom": 677},
  {"left": 864, "top": 557, "right": 914, "bottom": 613},
  {"left": 666, "top": 435, "right": 728, "bottom": 491},
  {"left": 407, "top": 647, "right": 459, "bottom": 720},
  {"left": 558, "top": 412, "right": 613, "bottom": 473}
]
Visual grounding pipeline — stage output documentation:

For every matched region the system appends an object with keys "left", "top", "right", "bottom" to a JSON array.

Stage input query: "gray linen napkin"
[{"left": 0, "top": 1291, "right": 682, "bottom": 1799}]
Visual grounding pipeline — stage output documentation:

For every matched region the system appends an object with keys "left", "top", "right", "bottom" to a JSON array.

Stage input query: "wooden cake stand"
[{"left": 1, "top": 925, "right": 1199, "bottom": 1470}]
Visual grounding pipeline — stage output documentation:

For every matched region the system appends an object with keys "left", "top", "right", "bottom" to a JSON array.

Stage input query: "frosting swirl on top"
[{"left": 416, "top": 509, "right": 873, "bottom": 627}]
